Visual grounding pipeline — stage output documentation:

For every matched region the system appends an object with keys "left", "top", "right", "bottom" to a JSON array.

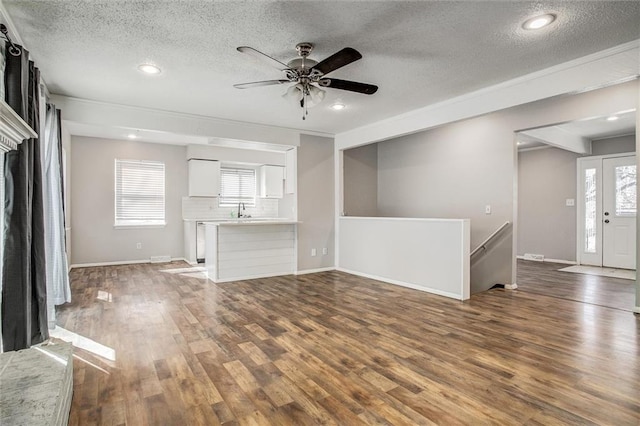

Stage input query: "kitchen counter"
[
  {"left": 205, "top": 219, "right": 299, "bottom": 226},
  {"left": 204, "top": 221, "right": 297, "bottom": 282},
  {"left": 183, "top": 219, "right": 297, "bottom": 264}
]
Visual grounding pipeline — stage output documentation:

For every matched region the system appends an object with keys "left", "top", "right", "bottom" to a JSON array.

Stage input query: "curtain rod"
[{"left": 0, "top": 23, "right": 21, "bottom": 56}]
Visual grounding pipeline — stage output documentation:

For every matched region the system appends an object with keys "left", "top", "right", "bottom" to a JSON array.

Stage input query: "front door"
[{"left": 602, "top": 156, "right": 636, "bottom": 269}]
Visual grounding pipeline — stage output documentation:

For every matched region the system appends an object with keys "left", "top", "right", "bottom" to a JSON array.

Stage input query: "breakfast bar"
[{"left": 204, "top": 220, "right": 298, "bottom": 282}]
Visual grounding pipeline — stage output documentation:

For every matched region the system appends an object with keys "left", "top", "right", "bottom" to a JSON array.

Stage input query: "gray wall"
[
  {"left": 341, "top": 79, "right": 638, "bottom": 291},
  {"left": 517, "top": 147, "right": 580, "bottom": 261},
  {"left": 71, "top": 136, "right": 187, "bottom": 264},
  {"left": 297, "top": 135, "right": 335, "bottom": 271},
  {"left": 591, "top": 134, "right": 636, "bottom": 156},
  {"left": 343, "top": 143, "right": 378, "bottom": 216}
]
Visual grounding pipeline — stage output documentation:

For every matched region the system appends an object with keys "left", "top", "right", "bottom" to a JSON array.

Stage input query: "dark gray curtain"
[{"left": 1, "top": 43, "right": 48, "bottom": 351}]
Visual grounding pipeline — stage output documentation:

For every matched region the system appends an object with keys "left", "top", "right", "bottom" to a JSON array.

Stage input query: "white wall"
[
  {"left": 297, "top": 135, "right": 335, "bottom": 272},
  {"left": 70, "top": 136, "right": 187, "bottom": 265},
  {"left": 339, "top": 217, "right": 470, "bottom": 300}
]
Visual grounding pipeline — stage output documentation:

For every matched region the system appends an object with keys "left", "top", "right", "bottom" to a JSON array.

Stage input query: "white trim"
[
  {"left": 336, "top": 267, "right": 464, "bottom": 301},
  {"left": 518, "top": 145, "right": 552, "bottom": 153},
  {"left": 212, "top": 271, "right": 295, "bottom": 283},
  {"left": 545, "top": 258, "right": 577, "bottom": 265},
  {"left": 504, "top": 283, "right": 518, "bottom": 290},
  {"left": 516, "top": 255, "right": 577, "bottom": 265},
  {"left": 0, "top": 100, "right": 37, "bottom": 152},
  {"left": 295, "top": 267, "right": 335, "bottom": 275},
  {"left": 340, "top": 215, "right": 469, "bottom": 223},
  {"left": 633, "top": 306, "right": 640, "bottom": 314},
  {"left": 70, "top": 257, "right": 188, "bottom": 269}
]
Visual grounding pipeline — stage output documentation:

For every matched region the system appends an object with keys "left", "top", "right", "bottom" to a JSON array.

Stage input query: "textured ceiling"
[{"left": 4, "top": 1, "right": 640, "bottom": 135}]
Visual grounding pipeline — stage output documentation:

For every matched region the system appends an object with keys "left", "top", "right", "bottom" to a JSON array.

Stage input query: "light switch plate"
[
  {"left": 485, "top": 205, "right": 491, "bottom": 214},
  {"left": 566, "top": 198, "right": 575, "bottom": 206}
]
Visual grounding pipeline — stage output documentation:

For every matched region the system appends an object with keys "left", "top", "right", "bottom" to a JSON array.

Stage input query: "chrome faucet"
[{"left": 237, "top": 202, "right": 246, "bottom": 218}]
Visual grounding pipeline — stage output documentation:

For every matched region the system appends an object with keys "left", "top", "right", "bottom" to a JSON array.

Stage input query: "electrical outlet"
[
  {"left": 136, "top": 243, "right": 142, "bottom": 249},
  {"left": 311, "top": 248, "right": 317, "bottom": 257},
  {"left": 566, "top": 198, "right": 575, "bottom": 206},
  {"left": 322, "top": 248, "right": 328, "bottom": 255}
]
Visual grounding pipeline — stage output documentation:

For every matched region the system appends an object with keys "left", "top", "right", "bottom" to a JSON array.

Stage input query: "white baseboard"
[
  {"left": 505, "top": 283, "right": 518, "bottom": 290},
  {"left": 214, "top": 271, "right": 295, "bottom": 283},
  {"left": 336, "top": 267, "right": 465, "bottom": 301},
  {"left": 295, "top": 267, "right": 336, "bottom": 275},
  {"left": 633, "top": 306, "right": 640, "bottom": 314},
  {"left": 516, "top": 255, "right": 576, "bottom": 265},
  {"left": 70, "top": 257, "right": 188, "bottom": 269}
]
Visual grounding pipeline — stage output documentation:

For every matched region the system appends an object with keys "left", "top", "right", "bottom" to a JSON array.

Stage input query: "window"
[
  {"left": 115, "top": 159, "right": 165, "bottom": 226},
  {"left": 584, "top": 168, "right": 597, "bottom": 253},
  {"left": 615, "top": 165, "right": 636, "bottom": 217},
  {"left": 219, "top": 167, "right": 256, "bottom": 206}
]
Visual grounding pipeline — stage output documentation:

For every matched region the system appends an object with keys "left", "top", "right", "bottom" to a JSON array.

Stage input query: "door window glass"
[
  {"left": 615, "top": 165, "right": 636, "bottom": 217},
  {"left": 584, "top": 168, "right": 597, "bottom": 253}
]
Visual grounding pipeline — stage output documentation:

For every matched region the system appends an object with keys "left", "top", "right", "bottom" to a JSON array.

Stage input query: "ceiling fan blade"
[
  {"left": 318, "top": 78, "right": 378, "bottom": 95},
  {"left": 237, "top": 46, "right": 290, "bottom": 71},
  {"left": 234, "top": 80, "right": 290, "bottom": 89},
  {"left": 311, "top": 47, "right": 362, "bottom": 75}
]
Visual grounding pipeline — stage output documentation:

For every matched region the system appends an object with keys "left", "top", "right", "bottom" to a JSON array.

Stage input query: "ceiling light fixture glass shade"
[
  {"left": 137, "top": 63, "right": 161, "bottom": 74},
  {"left": 522, "top": 13, "right": 556, "bottom": 30},
  {"left": 283, "top": 83, "right": 326, "bottom": 120}
]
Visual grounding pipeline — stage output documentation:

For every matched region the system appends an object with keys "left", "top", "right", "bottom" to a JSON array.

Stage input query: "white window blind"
[
  {"left": 219, "top": 167, "right": 256, "bottom": 206},
  {"left": 115, "top": 159, "right": 165, "bottom": 226}
]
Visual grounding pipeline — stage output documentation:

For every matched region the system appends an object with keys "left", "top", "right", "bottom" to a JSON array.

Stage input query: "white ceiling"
[{"left": 3, "top": 1, "right": 640, "bottom": 136}]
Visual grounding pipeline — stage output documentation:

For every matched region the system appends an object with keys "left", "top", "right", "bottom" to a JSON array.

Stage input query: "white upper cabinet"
[
  {"left": 260, "top": 165, "right": 284, "bottom": 198},
  {"left": 285, "top": 148, "right": 296, "bottom": 194},
  {"left": 188, "top": 159, "right": 220, "bottom": 197}
]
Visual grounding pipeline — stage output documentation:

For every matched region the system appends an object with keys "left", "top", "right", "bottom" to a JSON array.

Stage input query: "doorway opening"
[{"left": 515, "top": 109, "right": 637, "bottom": 311}]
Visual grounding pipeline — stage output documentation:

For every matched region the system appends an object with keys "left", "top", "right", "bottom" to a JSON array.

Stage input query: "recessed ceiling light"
[
  {"left": 331, "top": 102, "right": 346, "bottom": 111},
  {"left": 606, "top": 115, "right": 619, "bottom": 122},
  {"left": 137, "top": 63, "right": 161, "bottom": 75},
  {"left": 127, "top": 133, "right": 138, "bottom": 139},
  {"left": 522, "top": 14, "right": 556, "bottom": 30}
]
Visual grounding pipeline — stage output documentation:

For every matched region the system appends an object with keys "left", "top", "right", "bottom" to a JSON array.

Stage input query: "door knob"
[{"left": 604, "top": 219, "right": 610, "bottom": 223}]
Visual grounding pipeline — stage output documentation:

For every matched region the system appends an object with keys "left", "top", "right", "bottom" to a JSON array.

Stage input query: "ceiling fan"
[{"left": 234, "top": 42, "right": 378, "bottom": 120}]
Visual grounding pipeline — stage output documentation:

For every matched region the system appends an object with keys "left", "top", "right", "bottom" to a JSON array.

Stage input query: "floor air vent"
[{"left": 523, "top": 253, "right": 545, "bottom": 262}]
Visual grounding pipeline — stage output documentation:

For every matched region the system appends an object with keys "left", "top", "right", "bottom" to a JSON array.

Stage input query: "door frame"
[{"left": 576, "top": 151, "right": 636, "bottom": 267}]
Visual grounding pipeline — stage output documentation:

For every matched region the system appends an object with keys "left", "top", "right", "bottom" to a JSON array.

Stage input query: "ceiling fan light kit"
[{"left": 235, "top": 42, "right": 377, "bottom": 120}]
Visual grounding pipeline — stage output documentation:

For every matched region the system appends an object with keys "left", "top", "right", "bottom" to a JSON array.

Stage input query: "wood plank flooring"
[
  {"left": 56, "top": 262, "right": 640, "bottom": 425},
  {"left": 516, "top": 259, "right": 636, "bottom": 312}
]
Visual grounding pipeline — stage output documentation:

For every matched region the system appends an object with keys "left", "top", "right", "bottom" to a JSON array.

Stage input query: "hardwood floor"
[
  {"left": 516, "top": 259, "right": 636, "bottom": 312},
  {"left": 56, "top": 262, "right": 640, "bottom": 425}
]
